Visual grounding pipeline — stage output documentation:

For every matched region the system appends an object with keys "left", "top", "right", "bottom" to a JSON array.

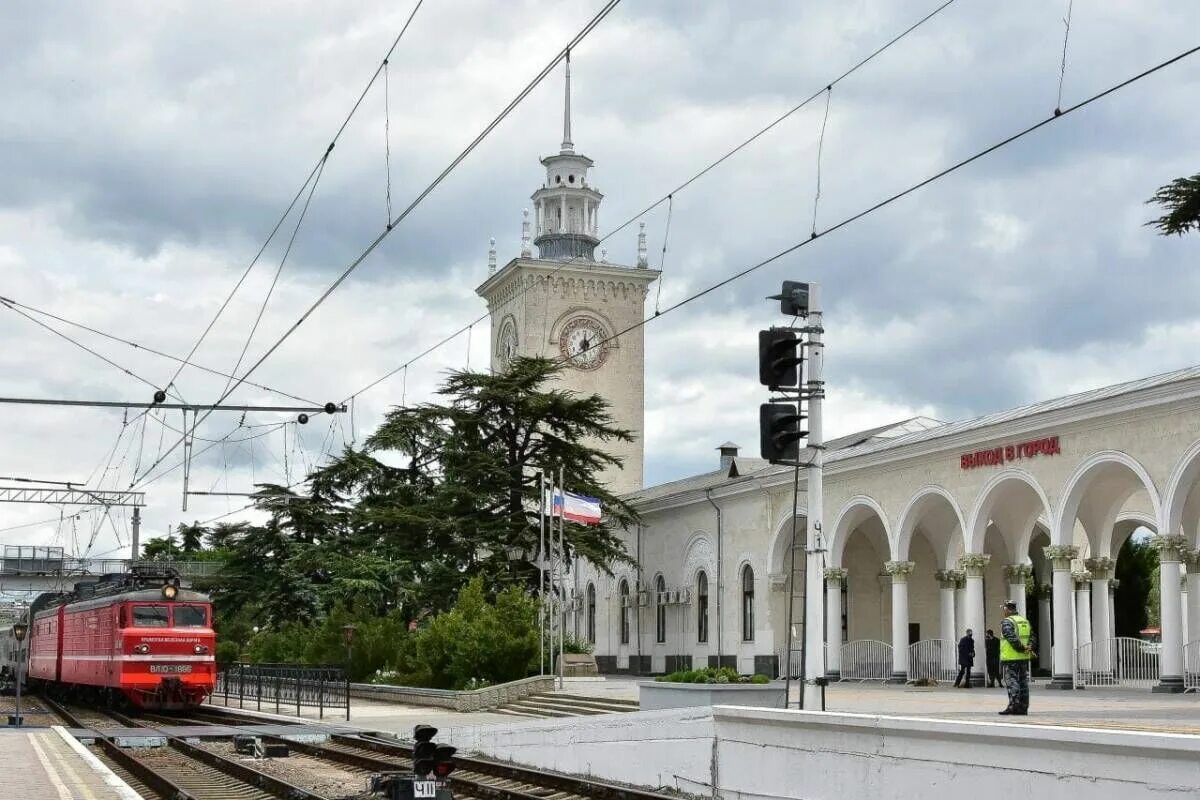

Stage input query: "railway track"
[
  {"left": 35, "top": 698, "right": 683, "bottom": 800},
  {"left": 42, "top": 696, "right": 331, "bottom": 800}
]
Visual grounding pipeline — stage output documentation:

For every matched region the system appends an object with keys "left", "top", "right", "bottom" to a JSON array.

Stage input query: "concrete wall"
[{"left": 450, "top": 706, "right": 1200, "bottom": 800}]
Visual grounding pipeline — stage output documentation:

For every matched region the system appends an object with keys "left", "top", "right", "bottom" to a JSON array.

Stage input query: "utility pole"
[
  {"left": 801, "top": 284, "right": 826, "bottom": 711},
  {"left": 131, "top": 506, "right": 142, "bottom": 562}
]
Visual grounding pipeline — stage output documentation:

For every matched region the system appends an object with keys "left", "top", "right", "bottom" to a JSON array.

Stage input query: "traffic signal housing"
[
  {"left": 758, "top": 329, "right": 803, "bottom": 388},
  {"left": 413, "top": 724, "right": 438, "bottom": 777},
  {"left": 768, "top": 281, "right": 810, "bottom": 317},
  {"left": 434, "top": 744, "right": 457, "bottom": 779},
  {"left": 760, "top": 403, "right": 806, "bottom": 464}
]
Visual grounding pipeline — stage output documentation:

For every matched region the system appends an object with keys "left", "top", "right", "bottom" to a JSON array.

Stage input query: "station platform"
[{"left": 0, "top": 727, "right": 142, "bottom": 800}]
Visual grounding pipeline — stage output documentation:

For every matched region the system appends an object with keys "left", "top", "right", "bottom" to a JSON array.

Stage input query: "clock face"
[
  {"left": 497, "top": 320, "right": 519, "bottom": 368},
  {"left": 559, "top": 317, "right": 608, "bottom": 370}
]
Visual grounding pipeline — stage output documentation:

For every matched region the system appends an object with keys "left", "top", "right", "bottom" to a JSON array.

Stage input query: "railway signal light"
[
  {"left": 413, "top": 724, "right": 438, "bottom": 777},
  {"left": 758, "top": 329, "right": 803, "bottom": 388},
  {"left": 760, "top": 402, "right": 806, "bottom": 464},
  {"left": 434, "top": 744, "right": 457, "bottom": 778},
  {"left": 767, "top": 280, "right": 810, "bottom": 317}
]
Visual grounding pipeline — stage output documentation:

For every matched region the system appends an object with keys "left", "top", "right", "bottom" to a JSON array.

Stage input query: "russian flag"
[{"left": 547, "top": 488, "right": 603, "bottom": 525}]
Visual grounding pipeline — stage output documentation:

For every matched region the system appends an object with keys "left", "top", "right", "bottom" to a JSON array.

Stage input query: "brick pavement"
[{"left": 0, "top": 727, "right": 142, "bottom": 800}]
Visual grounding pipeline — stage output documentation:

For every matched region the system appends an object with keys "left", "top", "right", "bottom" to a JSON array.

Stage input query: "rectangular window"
[
  {"left": 173, "top": 605, "right": 208, "bottom": 628},
  {"left": 131, "top": 605, "right": 169, "bottom": 628}
]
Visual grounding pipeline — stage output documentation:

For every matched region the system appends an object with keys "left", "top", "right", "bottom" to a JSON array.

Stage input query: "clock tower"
[{"left": 475, "top": 53, "right": 658, "bottom": 495}]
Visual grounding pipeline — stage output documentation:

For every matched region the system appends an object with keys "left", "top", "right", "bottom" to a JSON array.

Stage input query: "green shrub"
[{"left": 655, "top": 666, "right": 770, "bottom": 684}]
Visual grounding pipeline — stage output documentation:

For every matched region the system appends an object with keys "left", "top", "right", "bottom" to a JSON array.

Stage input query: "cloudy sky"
[{"left": 1, "top": 0, "right": 1197, "bottom": 562}]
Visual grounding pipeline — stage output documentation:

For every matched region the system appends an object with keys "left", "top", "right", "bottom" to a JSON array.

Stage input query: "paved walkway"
[{"left": 0, "top": 727, "right": 142, "bottom": 799}]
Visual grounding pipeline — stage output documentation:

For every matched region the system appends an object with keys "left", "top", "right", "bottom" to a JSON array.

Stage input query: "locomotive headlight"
[
  {"left": 162, "top": 584, "right": 178, "bottom": 600},
  {"left": 134, "top": 643, "right": 150, "bottom": 654},
  {"left": 193, "top": 644, "right": 209, "bottom": 655}
]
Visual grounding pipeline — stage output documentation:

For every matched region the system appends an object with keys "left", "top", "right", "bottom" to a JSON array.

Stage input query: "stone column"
[
  {"left": 1108, "top": 579, "right": 1118, "bottom": 641},
  {"left": 1182, "top": 576, "right": 1189, "bottom": 646},
  {"left": 1003, "top": 564, "right": 1032, "bottom": 617},
  {"left": 824, "top": 568, "right": 847, "bottom": 680},
  {"left": 1150, "top": 536, "right": 1187, "bottom": 693},
  {"left": 935, "top": 570, "right": 957, "bottom": 672},
  {"left": 1186, "top": 552, "right": 1200, "bottom": 652},
  {"left": 1044, "top": 545, "right": 1079, "bottom": 689},
  {"left": 1036, "top": 583, "right": 1053, "bottom": 670},
  {"left": 1072, "top": 570, "right": 1093, "bottom": 672},
  {"left": 953, "top": 572, "right": 966, "bottom": 641},
  {"left": 959, "top": 553, "right": 990, "bottom": 686},
  {"left": 885, "top": 561, "right": 915, "bottom": 683},
  {"left": 1085, "top": 557, "right": 1115, "bottom": 674}
]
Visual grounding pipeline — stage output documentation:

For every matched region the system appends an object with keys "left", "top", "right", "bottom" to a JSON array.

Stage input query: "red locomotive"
[{"left": 25, "top": 570, "right": 216, "bottom": 710}]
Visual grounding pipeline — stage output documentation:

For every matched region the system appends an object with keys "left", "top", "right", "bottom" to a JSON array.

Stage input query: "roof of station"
[{"left": 629, "top": 363, "right": 1200, "bottom": 504}]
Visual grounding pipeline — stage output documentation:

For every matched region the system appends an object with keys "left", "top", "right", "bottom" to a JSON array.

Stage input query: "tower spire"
[{"left": 561, "top": 50, "right": 574, "bottom": 154}]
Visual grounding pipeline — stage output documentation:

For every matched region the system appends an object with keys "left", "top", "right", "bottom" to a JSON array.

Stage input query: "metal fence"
[
  {"left": 775, "top": 647, "right": 804, "bottom": 679},
  {"left": 0, "top": 547, "right": 223, "bottom": 579},
  {"left": 1075, "top": 637, "right": 1160, "bottom": 689},
  {"left": 212, "top": 663, "right": 349, "bottom": 720},
  {"left": 908, "top": 639, "right": 955, "bottom": 683},
  {"left": 839, "top": 640, "right": 892, "bottom": 681},
  {"left": 1185, "top": 640, "right": 1200, "bottom": 691}
]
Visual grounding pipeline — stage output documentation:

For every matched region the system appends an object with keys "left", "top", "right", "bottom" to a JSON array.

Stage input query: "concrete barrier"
[
  {"left": 349, "top": 675, "right": 556, "bottom": 712},
  {"left": 449, "top": 705, "right": 1200, "bottom": 799},
  {"left": 638, "top": 681, "right": 785, "bottom": 710}
]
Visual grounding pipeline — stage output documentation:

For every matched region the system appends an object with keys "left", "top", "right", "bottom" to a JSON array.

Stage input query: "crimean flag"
[{"left": 546, "top": 488, "right": 603, "bottom": 525}]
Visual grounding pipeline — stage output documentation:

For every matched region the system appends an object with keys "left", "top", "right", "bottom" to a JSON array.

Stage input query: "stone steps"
[{"left": 496, "top": 691, "right": 639, "bottom": 718}]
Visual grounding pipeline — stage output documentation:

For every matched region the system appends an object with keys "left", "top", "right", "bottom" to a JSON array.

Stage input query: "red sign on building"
[{"left": 960, "top": 435, "right": 1060, "bottom": 470}]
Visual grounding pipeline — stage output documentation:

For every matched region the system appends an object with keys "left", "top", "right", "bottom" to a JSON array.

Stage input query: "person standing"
[
  {"left": 998, "top": 600, "right": 1033, "bottom": 715},
  {"left": 984, "top": 629, "right": 1001, "bottom": 687},
  {"left": 954, "top": 629, "right": 975, "bottom": 688}
]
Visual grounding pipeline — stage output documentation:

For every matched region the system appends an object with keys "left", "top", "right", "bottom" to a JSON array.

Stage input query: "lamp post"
[
  {"left": 10, "top": 620, "right": 28, "bottom": 727},
  {"left": 342, "top": 624, "right": 357, "bottom": 677}
]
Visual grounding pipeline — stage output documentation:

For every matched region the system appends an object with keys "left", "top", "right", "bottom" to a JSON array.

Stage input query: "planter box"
[{"left": 638, "top": 681, "right": 787, "bottom": 711}]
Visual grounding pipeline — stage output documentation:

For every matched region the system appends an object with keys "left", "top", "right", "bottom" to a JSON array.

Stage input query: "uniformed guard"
[{"left": 998, "top": 599, "right": 1033, "bottom": 715}]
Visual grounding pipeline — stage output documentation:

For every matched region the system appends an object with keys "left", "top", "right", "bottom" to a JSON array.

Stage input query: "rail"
[
  {"left": 839, "top": 640, "right": 892, "bottom": 681},
  {"left": 1075, "top": 637, "right": 1161, "bottom": 689},
  {"left": 213, "top": 662, "right": 349, "bottom": 720},
  {"left": 908, "top": 639, "right": 955, "bottom": 683}
]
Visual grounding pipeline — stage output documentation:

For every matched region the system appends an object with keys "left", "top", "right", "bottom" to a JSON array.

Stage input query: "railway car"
[{"left": 26, "top": 571, "right": 216, "bottom": 710}]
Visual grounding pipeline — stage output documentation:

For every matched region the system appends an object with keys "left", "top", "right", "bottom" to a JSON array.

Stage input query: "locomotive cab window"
[
  {"left": 132, "top": 605, "right": 170, "bottom": 627},
  {"left": 174, "top": 605, "right": 208, "bottom": 627}
]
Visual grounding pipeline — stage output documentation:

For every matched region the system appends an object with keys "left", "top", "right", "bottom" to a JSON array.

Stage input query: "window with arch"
[
  {"left": 741, "top": 565, "right": 755, "bottom": 642},
  {"left": 697, "top": 571, "right": 709, "bottom": 644},
  {"left": 586, "top": 583, "right": 596, "bottom": 644},
  {"left": 655, "top": 575, "right": 667, "bottom": 644},
  {"left": 619, "top": 579, "right": 630, "bottom": 645}
]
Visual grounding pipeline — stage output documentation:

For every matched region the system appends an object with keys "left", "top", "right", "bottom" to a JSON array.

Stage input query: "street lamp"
[{"left": 10, "top": 621, "right": 28, "bottom": 727}]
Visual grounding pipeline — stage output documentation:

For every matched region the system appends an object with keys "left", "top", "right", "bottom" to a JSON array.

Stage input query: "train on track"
[{"left": 1, "top": 568, "right": 216, "bottom": 709}]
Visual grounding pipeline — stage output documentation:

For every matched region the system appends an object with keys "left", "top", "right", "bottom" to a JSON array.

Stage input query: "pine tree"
[{"left": 1146, "top": 173, "right": 1200, "bottom": 236}]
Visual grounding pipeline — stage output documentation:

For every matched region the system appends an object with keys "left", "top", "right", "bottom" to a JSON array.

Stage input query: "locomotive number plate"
[
  {"left": 413, "top": 781, "right": 438, "bottom": 798},
  {"left": 149, "top": 664, "right": 193, "bottom": 674}
]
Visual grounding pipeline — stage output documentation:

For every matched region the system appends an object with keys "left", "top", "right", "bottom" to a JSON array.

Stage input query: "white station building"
[{"left": 478, "top": 61, "right": 1200, "bottom": 692}]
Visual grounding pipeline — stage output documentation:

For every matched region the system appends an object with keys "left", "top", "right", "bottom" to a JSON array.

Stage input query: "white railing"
[
  {"left": 1185, "top": 640, "right": 1200, "bottom": 691},
  {"left": 1075, "top": 637, "right": 1160, "bottom": 689},
  {"left": 775, "top": 646, "right": 804, "bottom": 679},
  {"left": 839, "top": 640, "right": 892, "bottom": 681},
  {"left": 908, "top": 639, "right": 956, "bottom": 684}
]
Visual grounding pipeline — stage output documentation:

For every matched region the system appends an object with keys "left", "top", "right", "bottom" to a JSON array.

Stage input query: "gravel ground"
[{"left": 202, "top": 739, "right": 372, "bottom": 799}]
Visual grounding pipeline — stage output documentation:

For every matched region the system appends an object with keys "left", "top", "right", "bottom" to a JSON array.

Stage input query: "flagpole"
[
  {"left": 538, "top": 470, "right": 545, "bottom": 677},
  {"left": 558, "top": 466, "right": 566, "bottom": 691}
]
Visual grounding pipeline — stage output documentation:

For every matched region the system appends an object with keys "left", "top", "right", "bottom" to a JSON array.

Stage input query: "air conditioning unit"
[
  {"left": 620, "top": 594, "right": 632, "bottom": 608},
  {"left": 637, "top": 591, "right": 650, "bottom": 607},
  {"left": 677, "top": 588, "right": 691, "bottom": 605},
  {"left": 668, "top": 590, "right": 681, "bottom": 604}
]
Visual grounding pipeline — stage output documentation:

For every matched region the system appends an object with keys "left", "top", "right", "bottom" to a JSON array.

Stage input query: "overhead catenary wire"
[
  {"left": 0, "top": 296, "right": 322, "bottom": 406},
  {"left": 128, "top": 0, "right": 623, "bottom": 496},
  {"left": 811, "top": 87, "right": 832, "bottom": 238},
  {"left": 549, "top": 44, "right": 1200, "bottom": 373},
  {"left": 341, "top": 0, "right": 960, "bottom": 404},
  {"left": 161, "top": 0, "right": 427, "bottom": 401},
  {"left": 0, "top": 298, "right": 186, "bottom": 402},
  {"left": 1055, "top": 0, "right": 1076, "bottom": 115}
]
